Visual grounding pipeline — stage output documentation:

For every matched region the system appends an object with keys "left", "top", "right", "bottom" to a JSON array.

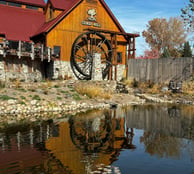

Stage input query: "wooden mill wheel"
[{"left": 70, "top": 31, "right": 113, "bottom": 80}]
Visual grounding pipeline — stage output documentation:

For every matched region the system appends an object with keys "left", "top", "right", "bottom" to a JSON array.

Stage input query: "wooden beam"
[{"left": 85, "top": 28, "right": 140, "bottom": 38}]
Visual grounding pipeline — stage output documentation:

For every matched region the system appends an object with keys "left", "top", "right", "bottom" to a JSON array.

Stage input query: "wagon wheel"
[{"left": 70, "top": 31, "right": 113, "bottom": 80}]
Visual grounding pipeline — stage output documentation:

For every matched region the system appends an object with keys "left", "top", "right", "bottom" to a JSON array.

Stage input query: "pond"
[{"left": 0, "top": 104, "right": 194, "bottom": 174}]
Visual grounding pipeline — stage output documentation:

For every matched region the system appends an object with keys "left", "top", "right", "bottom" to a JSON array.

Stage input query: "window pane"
[
  {"left": 53, "top": 46, "right": 61, "bottom": 58},
  {"left": 117, "top": 52, "right": 122, "bottom": 63},
  {"left": 9, "top": 41, "right": 19, "bottom": 50},
  {"left": 26, "top": 5, "right": 38, "bottom": 10},
  {"left": 8, "top": 2, "right": 21, "bottom": 7},
  {"left": 0, "top": 0, "right": 7, "bottom": 5}
]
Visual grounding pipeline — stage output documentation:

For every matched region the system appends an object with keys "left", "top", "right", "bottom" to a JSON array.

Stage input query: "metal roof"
[
  {"left": 0, "top": 4, "right": 45, "bottom": 41},
  {"left": 5, "top": 0, "right": 46, "bottom": 7}
]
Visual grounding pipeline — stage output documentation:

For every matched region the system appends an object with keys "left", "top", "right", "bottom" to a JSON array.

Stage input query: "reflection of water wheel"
[
  {"left": 70, "top": 31, "right": 113, "bottom": 80},
  {"left": 69, "top": 114, "right": 112, "bottom": 153}
]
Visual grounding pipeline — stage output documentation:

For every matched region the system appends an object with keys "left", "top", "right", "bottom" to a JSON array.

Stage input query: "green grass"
[
  {"left": 0, "top": 95, "right": 16, "bottom": 101},
  {"left": 20, "top": 96, "right": 26, "bottom": 100},
  {"left": 32, "top": 95, "right": 41, "bottom": 101},
  {"left": 57, "top": 96, "right": 62, "bottom": 100},
  {"left": 17, "top": 88, "right": 27, "bottom": 92},
  {"left": 73, "top": 94, "right": 81, "bottom": 101}
]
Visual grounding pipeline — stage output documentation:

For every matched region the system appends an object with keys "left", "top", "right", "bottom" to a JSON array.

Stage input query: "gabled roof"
[
  {"left": 32, "top": 0, "right": 82, "bottom": 38},
  {"left": 32, "top": 0, "right": 129, "bottom": 38},
  {"left": 0, "top": 4, "right": 45, "bottom": 41},
  {"left": 5, "top": 0, "right": 46, "bottom": 7}
]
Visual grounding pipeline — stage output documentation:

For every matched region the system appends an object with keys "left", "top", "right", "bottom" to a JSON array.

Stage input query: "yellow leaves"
[{"left": 142, "top": 17, "right": 187, "bottom": 57}]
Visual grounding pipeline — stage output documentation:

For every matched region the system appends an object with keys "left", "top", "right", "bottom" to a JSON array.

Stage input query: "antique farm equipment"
[{"left": 70, "top": 31, "right": 113, "bottom": 80}]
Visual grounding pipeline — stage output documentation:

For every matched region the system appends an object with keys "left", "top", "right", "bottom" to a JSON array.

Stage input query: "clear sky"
[{"left": 104, "top": 0, "right": 191, "bottom": 56}]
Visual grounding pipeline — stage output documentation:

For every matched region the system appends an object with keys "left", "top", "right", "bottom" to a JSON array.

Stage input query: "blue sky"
[{"left": 104, "top": 0, "right": 191, "bottom": 56}]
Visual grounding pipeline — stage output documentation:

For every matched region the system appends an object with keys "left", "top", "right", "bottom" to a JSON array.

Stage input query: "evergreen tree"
[
  {"left": 161, "top": 48, "right": 171, "bottom": 58},
  {"left": 182, "top": 42, "right": 192, "bottom": 57}
]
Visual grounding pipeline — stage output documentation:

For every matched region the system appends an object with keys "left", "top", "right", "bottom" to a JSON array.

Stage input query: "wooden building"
[{"left": 0, "top": 0, "right": 139, "bottom": 81}]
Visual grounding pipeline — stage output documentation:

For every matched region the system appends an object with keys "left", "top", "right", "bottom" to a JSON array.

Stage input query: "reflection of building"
[
  {"left": 45, "top": 110, "right": 133, "bottom": 173},
  {"left": 0, "top": 0, "right": 139, "bottom": 81},
  {"left": 1, "top": 105, "right": 193, "bottom": 173},
  {"left": 0, "top": 122, "right": 52, "bottom": 173}
]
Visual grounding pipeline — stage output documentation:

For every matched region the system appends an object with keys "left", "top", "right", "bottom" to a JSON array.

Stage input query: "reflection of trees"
[{"left": 140, "top": 131, "right": 181, "bottom": 158}]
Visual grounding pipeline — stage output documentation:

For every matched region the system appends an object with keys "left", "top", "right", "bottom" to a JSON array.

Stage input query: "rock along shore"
[{"left": 0, "top": 80, "right": 193, "bottom": 124}]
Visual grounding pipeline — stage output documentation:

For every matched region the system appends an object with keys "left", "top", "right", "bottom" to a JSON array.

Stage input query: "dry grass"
[
  {"left": 182, "top": 81, "right": 194, "bottom": 96},
  {"left": 123, "top": 78, "right": 162, "bottom": 94},
  {"left": 123, "top": 78, "right": 134, "bottom": 88},
  {"left": 14, "top": 79, "right": 21, "bottom": 88},
  {"left": 75, "top": 83, "right": 112, "bottom": 99}
]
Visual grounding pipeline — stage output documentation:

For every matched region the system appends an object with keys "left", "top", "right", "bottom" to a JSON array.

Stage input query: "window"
[
  {"left": 8, "top": 2, "right": 22, "bottom": 7},
  {"left": 9, "top": 41, "right": 19, "bottom": 50},
  {"left": 0, "top": 0, "right": 6, "bottom": 5},
  {"left": 49, "top": 7, "right": 54, "bottom": 19},
  {"left": 117, "top": 52, "right": 122, "bottom": 63},
  {"left": 26, "top": 5, "right": 38, "bottom": 10},
  {"left": 53, "top": 46, "right": 61, "bottom": 58}
]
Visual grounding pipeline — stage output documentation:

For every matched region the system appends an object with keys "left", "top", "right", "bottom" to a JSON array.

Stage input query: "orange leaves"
[{"left": 142, "top": 17, "right": 186, "bottom": 57}]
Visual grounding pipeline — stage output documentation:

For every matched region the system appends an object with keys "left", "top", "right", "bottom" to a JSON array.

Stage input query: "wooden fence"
[{"left": 128, "top": 57, "right": 194, "bottom": 83}]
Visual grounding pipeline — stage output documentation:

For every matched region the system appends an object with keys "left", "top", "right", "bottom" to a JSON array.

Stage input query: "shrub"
[
  {"left": 32, "top": 95, "right": 41, "bottom": 100},
  {"left": 182, "top": 81, "right": 194, "bottom": 95},
  {"left": 73, "top": 94, "right": 81, "bottom": 101},
  {"left": 75, "top": 84, "right": 111, "bottom": 99},
  {"left": 20, "top": 96, "right": 26, "bottom": 100},
  {"left": 0, "top": 80, "right": 5, "bottom": 88}
]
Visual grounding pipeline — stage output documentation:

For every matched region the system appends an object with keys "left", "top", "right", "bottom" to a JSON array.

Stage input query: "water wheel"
[{"left": 70, "top": 31, "right": 113, "bottom": 80}]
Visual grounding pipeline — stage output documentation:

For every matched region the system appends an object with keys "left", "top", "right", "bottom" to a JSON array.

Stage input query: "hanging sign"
[{"left": 81, "top": 9, "right": 101, "bottom": 28}]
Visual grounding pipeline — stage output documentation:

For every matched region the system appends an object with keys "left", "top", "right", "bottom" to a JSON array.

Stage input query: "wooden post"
[
  {"left": 41, "top": 44, "right": 44, "bottom": 61},
  {"left": 111, "top": 34, "right": 117, "bottom": 81},
  {"left": 48, "top": 47, "right": 51, "bottom": 62},
  {"left": 31, "top": 42, "right": 34, "bottom": 60},
  {"left": 18, "top": 40, "right": 21, "bottom": 59},
  {"left": 133, "top": 36, "right": 136, "bottom": 58},
  {"left": 3, "top": 38, "right": 6, "bottom": 57}
]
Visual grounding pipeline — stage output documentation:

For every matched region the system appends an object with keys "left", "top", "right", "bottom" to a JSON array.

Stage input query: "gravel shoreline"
[{"left": 0, "top": 80, "right": 193, "bottom": 125}]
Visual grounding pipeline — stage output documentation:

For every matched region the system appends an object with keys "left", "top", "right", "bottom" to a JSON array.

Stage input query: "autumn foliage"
[
  {"left": 136, "top": 49, "right": 159, "bottom": 59},
  {"left": 142, "top": 17, "right": 186, "bottom": 58}
]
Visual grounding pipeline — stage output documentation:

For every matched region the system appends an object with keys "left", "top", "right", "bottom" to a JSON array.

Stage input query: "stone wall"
[
  {"left": 52, "top": 60, "right": 126, "bottom": 81},
  {"left": 0, "top": 55, "right": 126, "bottom": 82},
  {"left": 0, "top": 56, "right": 42, "bottom": 82}
]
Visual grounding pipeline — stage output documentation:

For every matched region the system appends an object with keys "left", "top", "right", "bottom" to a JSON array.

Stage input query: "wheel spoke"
[
  {"left": 95, "top": 38, "right": 108, "bottom": 52},
  {"left": 71, "top": 31, "right": 112, "bottom": 80}
]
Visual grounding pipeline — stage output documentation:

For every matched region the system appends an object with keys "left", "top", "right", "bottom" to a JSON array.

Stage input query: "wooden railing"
[{"left": 0, "top": 39, "right": 54, "bottom": 62}]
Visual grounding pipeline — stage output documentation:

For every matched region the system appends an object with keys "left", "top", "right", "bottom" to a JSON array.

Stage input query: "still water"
[{"left": 0, "top": 104, "right": 194, "bottom": 174}]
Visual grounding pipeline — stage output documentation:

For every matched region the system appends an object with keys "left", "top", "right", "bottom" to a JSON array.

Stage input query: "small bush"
[
  {"left": 132, "top": 78, "right": 139, "bottom": 88},
  {"left": 73, "top": 94, "right": 81, "bottom": 101},
  {"left": 32, "top": 95, "right": 41, "bottom": 100},
  {"left": 20, "top": 96, "right": 26, "bottom": 100},
  {"left": 57, "top": 96, "right": 62, "bottom": 100},
  {"left": 0, "top": 81, "right": 5, "bottom": 88},
  {"left": 14, "top": 79, "right": 20, "bottom": 88},
  {"left": 18, "top": 101, "right": 26, "bottom": 105},
  {"left": 54, "top": 85, "right": 60, "bottom": 88},
  {"left": 182, "top": 81, "right": 194, "bottom": 95}
]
